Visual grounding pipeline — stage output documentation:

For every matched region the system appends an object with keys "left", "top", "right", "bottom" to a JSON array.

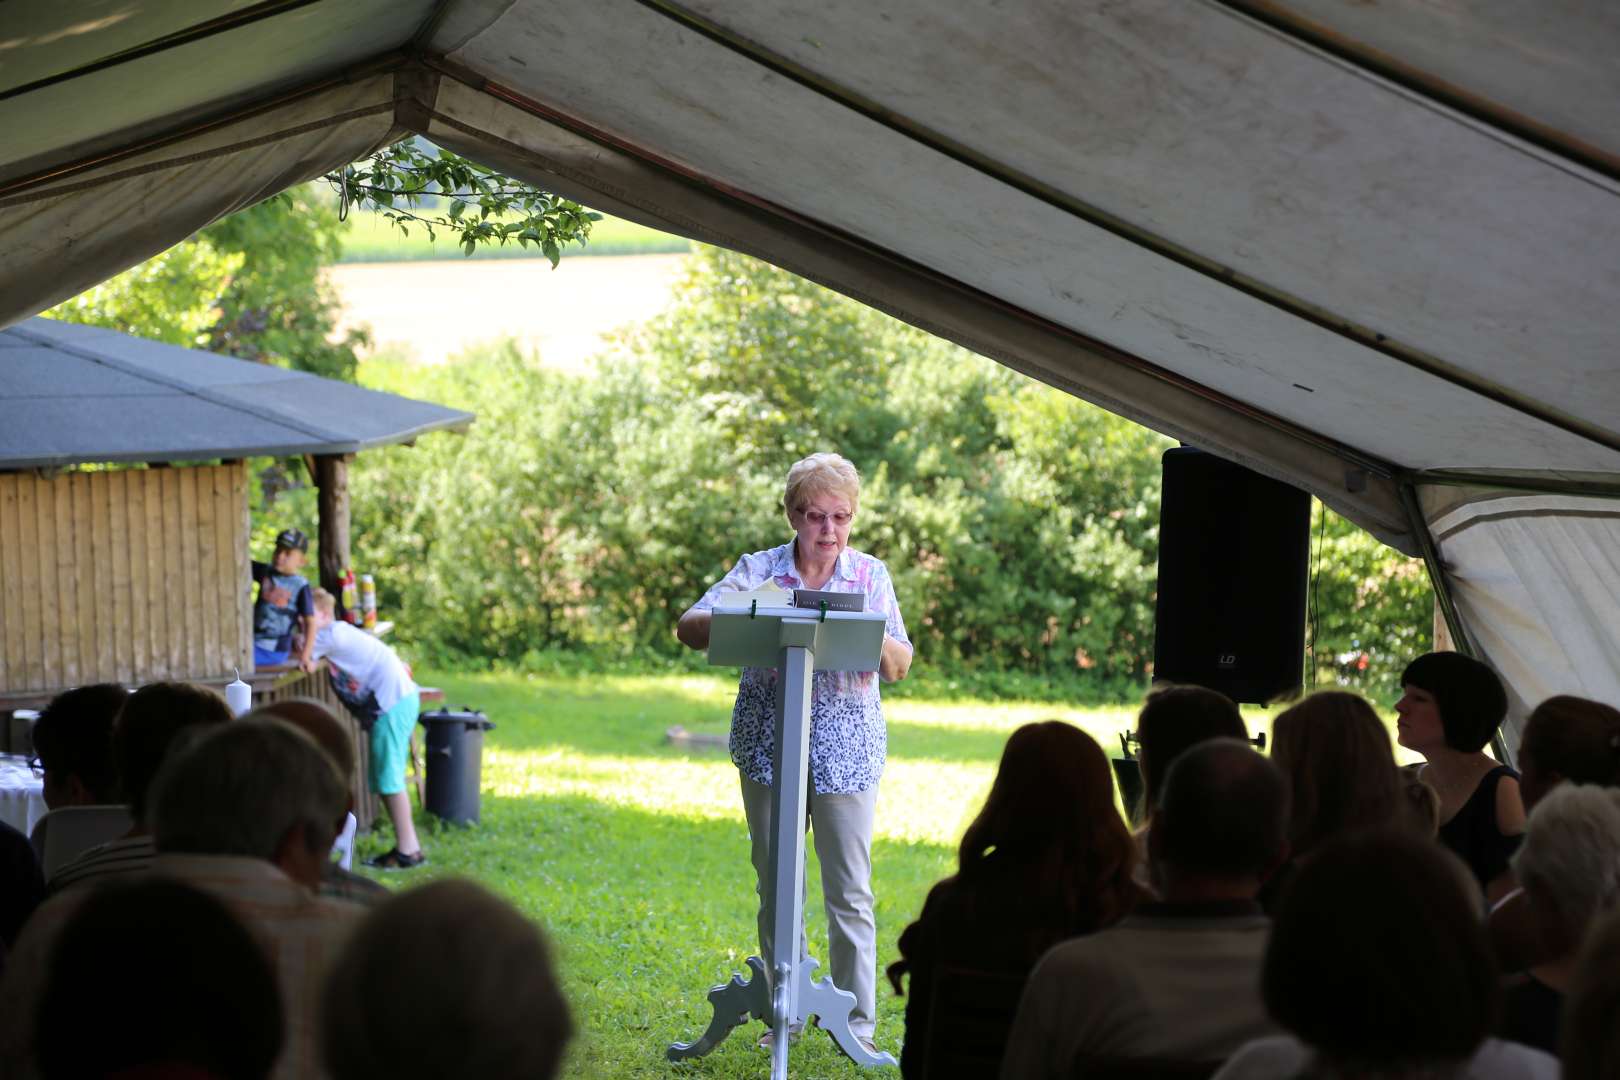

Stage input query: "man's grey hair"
[
  {"left": 150, "top": 718, "right": 348, "bottom": 859},
  {"left": 1512, "top": 783, "right": 1620, "bottom": 940}
]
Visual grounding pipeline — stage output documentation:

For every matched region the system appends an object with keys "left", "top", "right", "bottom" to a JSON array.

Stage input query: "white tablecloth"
[{"left": 0, "top": 754, "right": 47, "bottom": 837}]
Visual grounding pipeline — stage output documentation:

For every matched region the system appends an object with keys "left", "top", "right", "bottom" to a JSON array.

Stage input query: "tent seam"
[
  {"left": 0, "top": 104, "right": 396, "bottom": 209},
  {"left": 1434, "top": 507, "right": 1620, "bottom": 544}
]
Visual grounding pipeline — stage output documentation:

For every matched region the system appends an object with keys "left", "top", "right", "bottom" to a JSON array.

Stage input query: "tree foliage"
[
  {"left": 348, "top": 246, "right": 1432, "bottom": 698},
  {"left": 47, "top": 184, "right": 365, "bottom": 380},
  {"left": 323, "top": 141, "right": 599, "bottom": 265},
  {"left": 46, "top": 239, "right": 242, "bottom": 347},
  {"left": 199, "top": 187, "right": 369, "bottom": 380},
  {"left": 1305, "top": 505, "right": 1434, "bottom": 694}
]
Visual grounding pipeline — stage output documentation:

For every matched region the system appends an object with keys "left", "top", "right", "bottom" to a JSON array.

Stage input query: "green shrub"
[{"left": 348, "top": 246, "right": 1430, "bottom": 699}]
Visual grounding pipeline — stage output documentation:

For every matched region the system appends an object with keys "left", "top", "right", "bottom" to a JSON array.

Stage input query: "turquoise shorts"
[{"left": 370, "top": 691, "right": 421, "bottom": 796}]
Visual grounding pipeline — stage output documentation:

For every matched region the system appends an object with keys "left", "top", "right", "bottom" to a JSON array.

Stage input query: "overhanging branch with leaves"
[{"left": 325, "top": 141, "right": 600, "bottom": 265}]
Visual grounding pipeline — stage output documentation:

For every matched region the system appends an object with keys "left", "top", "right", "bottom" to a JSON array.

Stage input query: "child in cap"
[{"left": 252, "top": 528, "right": 316, "bottom": 670}]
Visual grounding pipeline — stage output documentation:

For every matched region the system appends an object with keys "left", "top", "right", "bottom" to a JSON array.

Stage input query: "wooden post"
[
  {"left": 313, "top": 454, "right": 354, "bottom": 608},
  {"left": 1433, "top": 598, "right": 1455, "bottom": 653}
]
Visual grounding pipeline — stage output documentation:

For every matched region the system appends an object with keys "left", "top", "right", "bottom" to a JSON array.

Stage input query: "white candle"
[{"left": 226, "top": 669, "right": 252, "bottom": 717}]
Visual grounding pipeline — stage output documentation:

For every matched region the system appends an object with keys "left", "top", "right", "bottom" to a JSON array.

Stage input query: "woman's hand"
[
  {"left": 879, "top": 634, "right": 912, "bottom": 683},
  {"left": 676, "top": 608, "right": 712, "bottom": 650}
]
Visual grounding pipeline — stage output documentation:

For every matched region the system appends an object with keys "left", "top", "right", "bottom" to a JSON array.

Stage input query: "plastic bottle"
[
  {"left": 340, "top": 568, "right": 361, "bottom": 624},
  {"left": 361, "top": 573, "right": 377, "bottom": 629}
]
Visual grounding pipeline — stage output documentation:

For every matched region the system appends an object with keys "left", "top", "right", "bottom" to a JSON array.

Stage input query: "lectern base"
[{"left": 666, "top": 953, "right": 897, "bottom": 1073}]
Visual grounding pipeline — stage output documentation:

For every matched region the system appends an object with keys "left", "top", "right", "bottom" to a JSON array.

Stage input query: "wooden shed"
[
  {"left": 0, "top": 316, "right": 472, "bottom": 822},
  {"left": 1, "top": 463, "right": 251, "bottom": 694}
]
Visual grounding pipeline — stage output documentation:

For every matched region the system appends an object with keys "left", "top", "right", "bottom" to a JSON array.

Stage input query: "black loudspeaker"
[{"left": 1153, "top": 447, "right": 1311, "bottom": 704}]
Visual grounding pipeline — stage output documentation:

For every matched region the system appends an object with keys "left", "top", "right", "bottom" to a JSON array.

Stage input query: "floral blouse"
[{"left": 692, "top": 542, "right": 909, "bottom": 794}]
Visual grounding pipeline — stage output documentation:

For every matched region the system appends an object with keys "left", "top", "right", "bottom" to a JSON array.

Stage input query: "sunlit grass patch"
[{"left": 356, "top": 668, "right": 1336, "bottom": 1077}]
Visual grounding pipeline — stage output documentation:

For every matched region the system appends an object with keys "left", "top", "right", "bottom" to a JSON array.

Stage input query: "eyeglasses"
[
  {"left": 25, "top": 754, "right": 43, "bottom": 778},
  {"left": 797, "top": 509, "right": 853, "bottom": 527},
  {"left": 1117, "top": 729, "right": 1267, "bottom": 759}
]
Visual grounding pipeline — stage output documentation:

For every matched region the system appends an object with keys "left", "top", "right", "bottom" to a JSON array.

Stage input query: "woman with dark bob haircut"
[
  {"left": 1395, "top": 652, "right": 1525, "bottom": 898},
  {"left": 887, "top": 721, "right": 1143, "bottom": 1078},
  {"left": 1260, "top": 691, "right": 1405, "bottom": 911},
  {"left": 1212, "top": 829, "right": 1559, "bottom": 1079}
]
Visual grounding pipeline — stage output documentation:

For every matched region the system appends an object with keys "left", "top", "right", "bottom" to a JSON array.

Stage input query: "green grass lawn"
[
  {"left": 351, "top": 671, "right": 1307, "bottom": 1077},
  {"left": 337, "top": 210, "right": 692, "bottom": 263}
]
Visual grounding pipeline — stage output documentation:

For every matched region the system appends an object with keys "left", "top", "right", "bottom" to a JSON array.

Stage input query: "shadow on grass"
[
  {"left": 386, "top": 788, "right": 952, "bottom": 1079},
  {"left": 428, "top": 670, "right": 1117, "bottom": 766}
]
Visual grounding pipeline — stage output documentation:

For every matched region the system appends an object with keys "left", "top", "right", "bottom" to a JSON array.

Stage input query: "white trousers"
[{"left": 739, "top": 772, "right": 879, "bottom": 1038}]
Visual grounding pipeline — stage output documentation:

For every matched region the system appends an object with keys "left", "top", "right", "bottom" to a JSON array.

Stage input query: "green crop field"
[{"left": 336, "top": 211, "right": 692, "bottom": 263}]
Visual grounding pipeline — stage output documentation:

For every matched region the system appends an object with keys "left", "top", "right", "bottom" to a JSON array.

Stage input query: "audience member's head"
[
  {"left": 249, "top": 697, "right": 354, "bottom": 775},
  {"left": 35, "top": 876, "right": 282, "bottom": 1080},
  {"left": 1397, "top": 652, "right": 1508, "bottom": 754},
  {"left": 1264, "top": 828, "right": 1497, "bottom": 1072},
  {"left": 958, "top": 721, "right": 1139, "bottom": 925},
  {"left": 246, "top": 697, "right": 356, "bottom": 821},
  {"left": 1134, "top": 684, "right": 1247, "bottom": 818},
  {"left": 1516, "top": 695, "right": 1620, "bottom": 810},
  {"left": 1151, "top": 739, "right": 1287, "bottom": 892},
  {"left": 0, "top": 819, "right": 44, "bottom": 950},
  {"left": 1563, "top": 907, "right": 1620, "bottom": 1080},
  {"left": 149, "top": 719, "right": 348, "bottom": 889},
  {"left": 322, "top": 879, "right": 573, "bottom": 1080},
  {"left": 113, "top": 681, "right": 232, "bottom": 824},
  {"left": 1271, "top": 691, "right": 1402, "bottom": 856},
  {"left": 1510, "top": 784, "right": 1620, "bottom": 964},
  {"left": 31, "top": 683, "right": 126, "bottom": 808}
]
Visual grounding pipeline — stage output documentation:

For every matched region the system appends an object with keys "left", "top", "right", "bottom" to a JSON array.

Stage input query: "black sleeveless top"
[{"left": 1436, "top": 764, "right": 1521, "bottom": 889}]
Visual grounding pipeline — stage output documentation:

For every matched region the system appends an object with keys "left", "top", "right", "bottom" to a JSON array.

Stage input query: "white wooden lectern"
[{"left": 668, "top": 600, "right": 897, "bottom": 1076}]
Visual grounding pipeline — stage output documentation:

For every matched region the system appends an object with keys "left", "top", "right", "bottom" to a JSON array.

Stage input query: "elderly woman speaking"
[{"left": 677, "top": 452, "right": 912, "bottom": 1052}]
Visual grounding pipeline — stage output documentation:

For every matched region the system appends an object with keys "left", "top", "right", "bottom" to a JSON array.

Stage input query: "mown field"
[{"left": 337, "top": 210, "right": 692, "bottom": 263}]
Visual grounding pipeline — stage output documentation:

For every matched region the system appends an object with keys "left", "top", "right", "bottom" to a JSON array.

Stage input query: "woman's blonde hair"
[{"left": 783, "top": 453, "right": 860, "bottom": 517}]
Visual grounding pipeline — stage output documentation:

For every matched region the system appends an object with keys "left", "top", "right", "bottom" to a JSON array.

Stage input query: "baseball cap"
[{"left": 275, "top": 528, "right": 309, "bottom": 553}]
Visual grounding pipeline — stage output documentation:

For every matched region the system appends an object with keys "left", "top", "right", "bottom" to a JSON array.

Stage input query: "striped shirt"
[
  {"left": 46, "top": 834, "right": 155, "bottom": 894},
  {"left": 0, "top": 855, "right": 363, "bottom": 1080}
]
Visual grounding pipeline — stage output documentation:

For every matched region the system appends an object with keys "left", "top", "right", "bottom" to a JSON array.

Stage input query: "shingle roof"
[{"left": 0, "top": 318, "right": 472, "bottom": 468}]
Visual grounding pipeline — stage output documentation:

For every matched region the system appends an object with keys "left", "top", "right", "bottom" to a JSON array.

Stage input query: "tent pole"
[
  {"left": 1398, "top": 481, "right": 1473, "bottom": 658},
  {"left": 1398, "top": 480, "right": 1512, "bottom": 762}
]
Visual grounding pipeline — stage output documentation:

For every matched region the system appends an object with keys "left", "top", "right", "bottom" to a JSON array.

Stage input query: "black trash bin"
[{"left": 419, "top": 707, "right": 495, "bottom": 825}]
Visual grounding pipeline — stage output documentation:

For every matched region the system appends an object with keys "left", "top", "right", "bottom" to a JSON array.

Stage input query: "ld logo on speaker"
[{"left": 1216, "top": 654, "right": 1237, "bottom": 668}]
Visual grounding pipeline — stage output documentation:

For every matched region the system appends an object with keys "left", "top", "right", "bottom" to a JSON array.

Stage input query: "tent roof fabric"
[
  {"left": 0, "top": 318, "right": 472, "bottom": 468},
  {"left": 1, "top": 2, "right": 1617, "bottom": 533},
  {"left": 2, "top": 0, "right": 1618, "bottom": 736}
]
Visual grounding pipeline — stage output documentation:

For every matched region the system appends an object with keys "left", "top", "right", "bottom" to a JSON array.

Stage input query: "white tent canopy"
[{"left": 4, "top": 1, "right": 1619, "bottom": 743}]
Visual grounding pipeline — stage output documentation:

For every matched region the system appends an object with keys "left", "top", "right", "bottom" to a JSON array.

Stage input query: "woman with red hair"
[{"left": 887, "top": 721, "right": 1143, "bottom": 1078}]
